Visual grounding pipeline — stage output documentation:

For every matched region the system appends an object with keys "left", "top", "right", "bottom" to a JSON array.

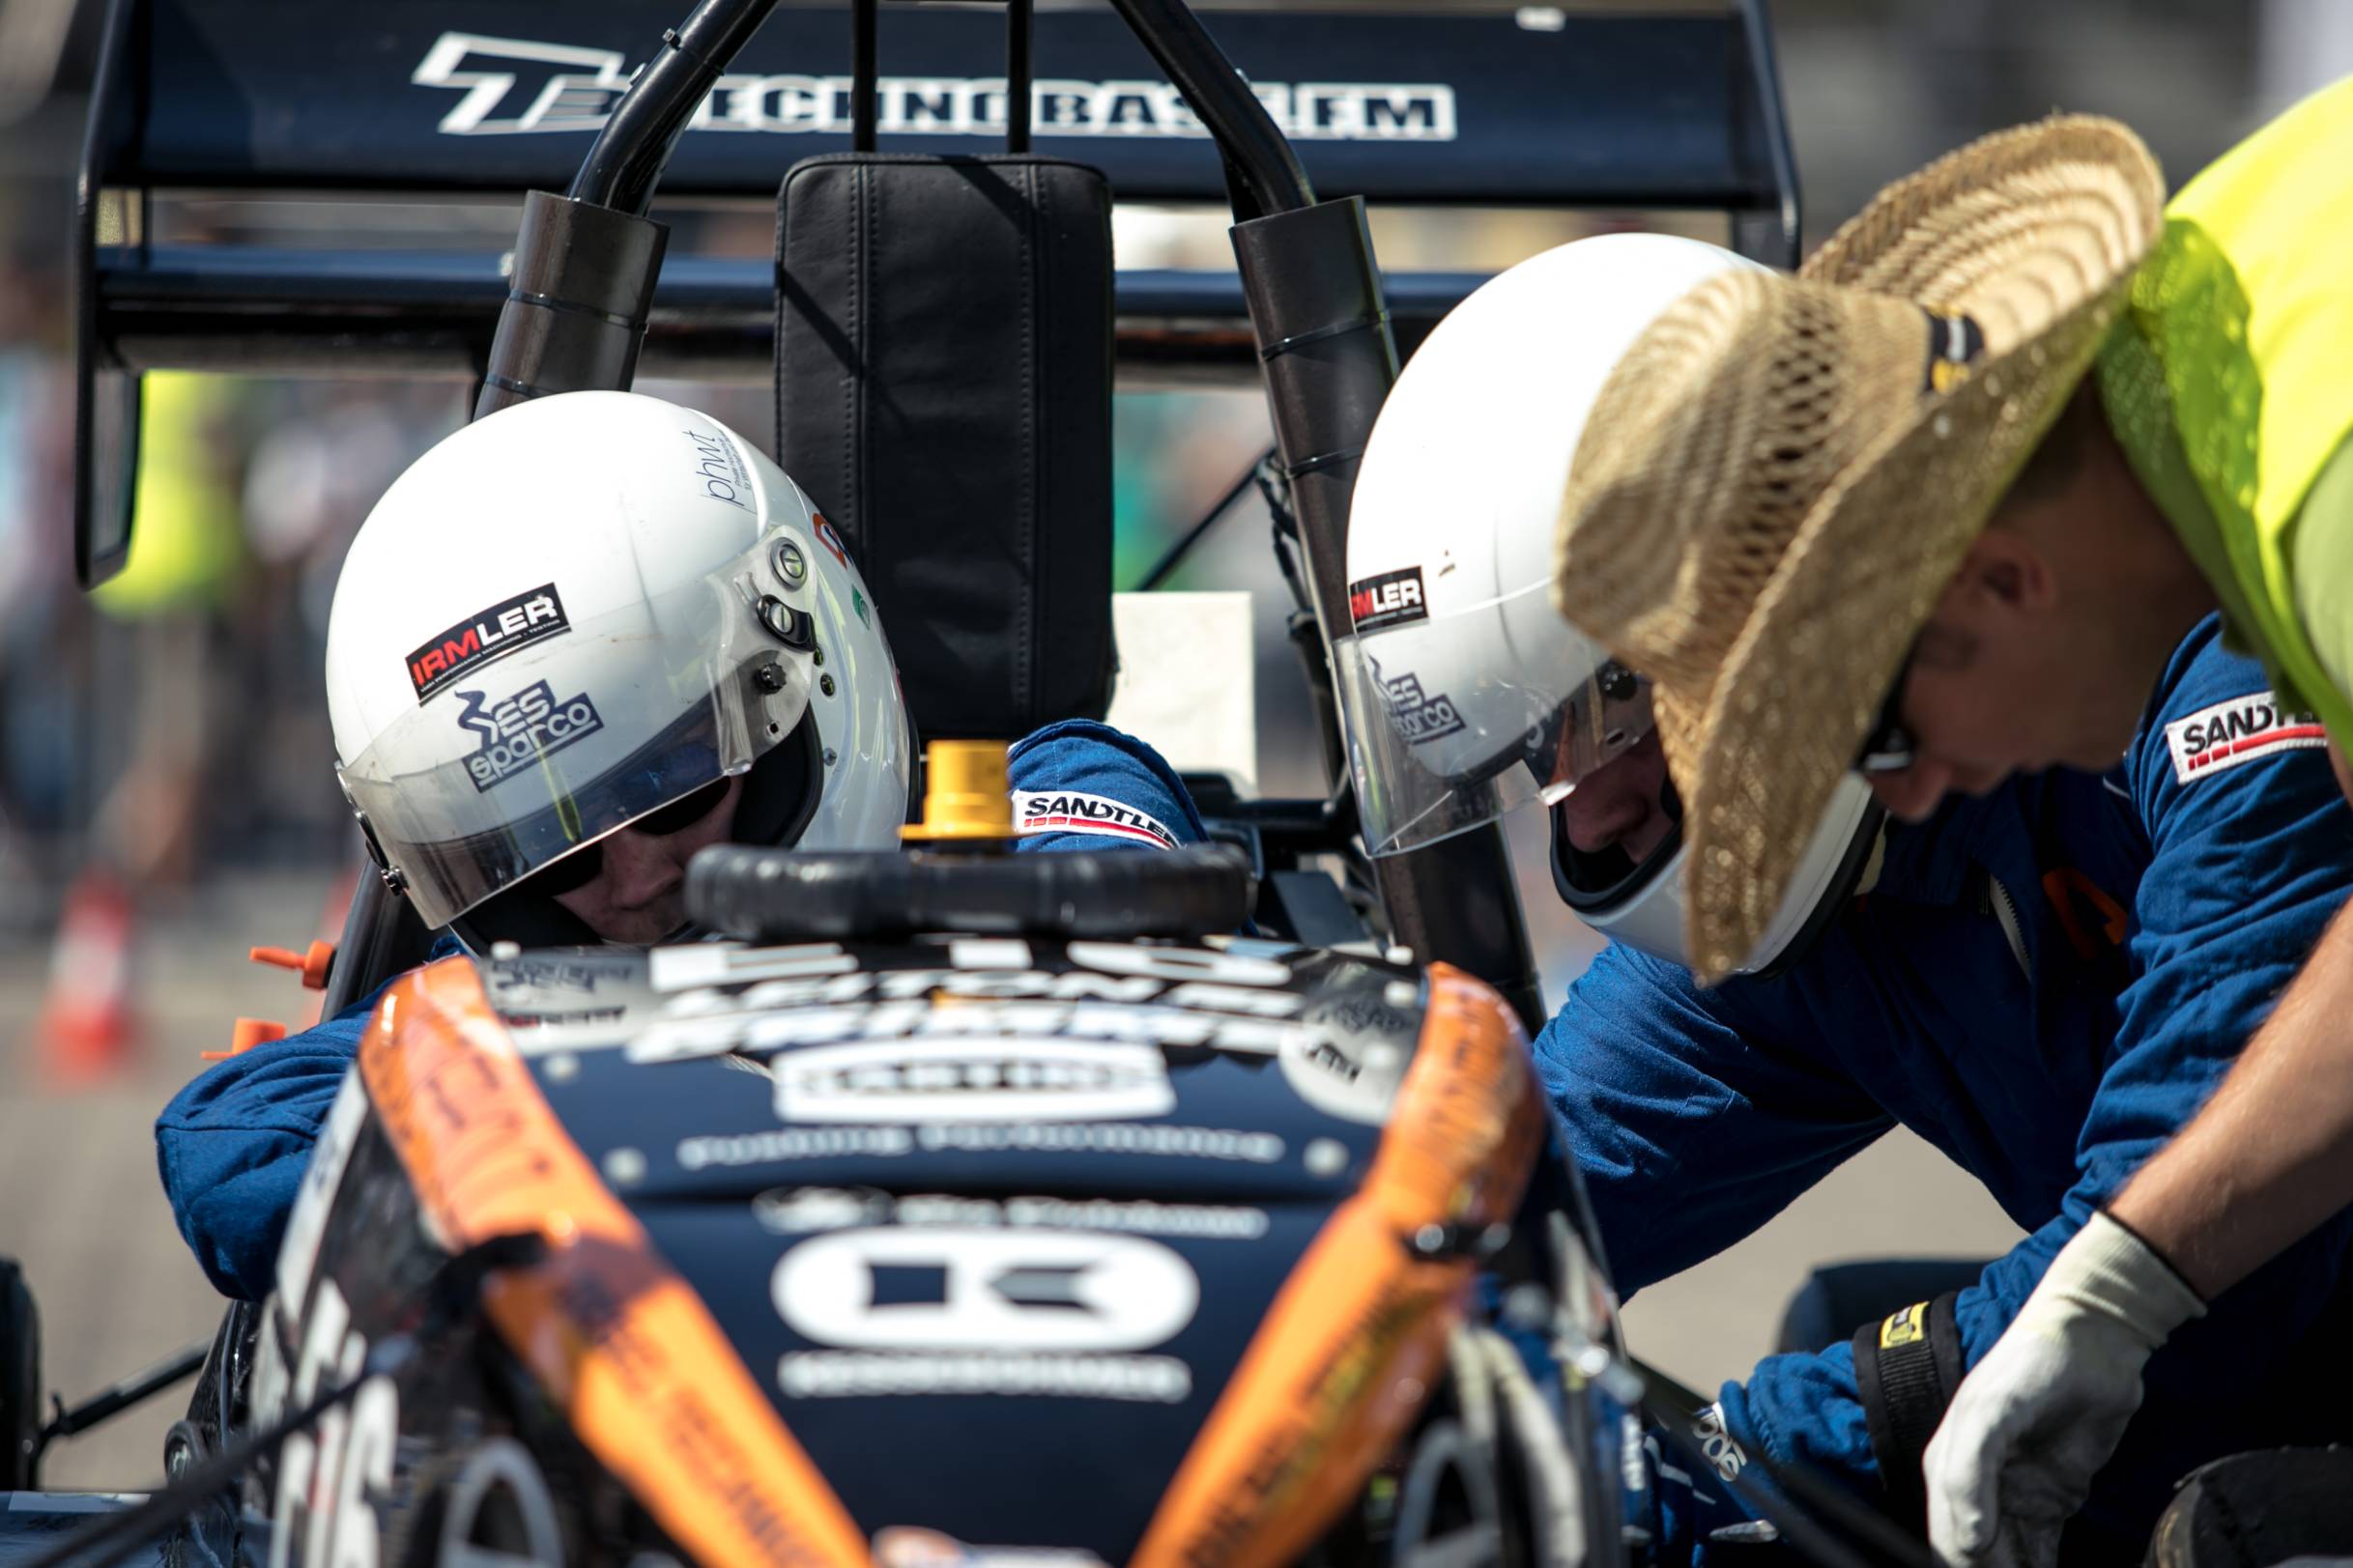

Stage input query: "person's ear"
[{"left": 1959, "top": 527, "right": 2058, "bottom": 615}]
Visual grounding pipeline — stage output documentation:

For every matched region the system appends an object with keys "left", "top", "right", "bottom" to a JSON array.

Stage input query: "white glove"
[{"left": 1925, "top": 1212, "right": 2205, "bottom": 1568}]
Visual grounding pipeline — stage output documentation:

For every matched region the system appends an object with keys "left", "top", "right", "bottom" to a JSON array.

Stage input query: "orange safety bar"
[
  {"left": 359, "top": 957, "right": 872, "bottom": 1568},
  {"left": 1129, "top": 963, "right": 1547, "bottom": 1568}
]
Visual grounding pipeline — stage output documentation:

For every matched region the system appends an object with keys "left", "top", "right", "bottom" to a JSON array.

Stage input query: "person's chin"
[{"left": 593, "top": 903, "right": 685, "bottom": 945}]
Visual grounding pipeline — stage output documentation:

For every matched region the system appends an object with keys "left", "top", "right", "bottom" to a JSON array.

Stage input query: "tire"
[
  {"left": 0, "top": 1257, "right": 42, "bottom": 1491},
  {"left": 2149, "top": 1448, "right": 2353, "bottom": 1568}
]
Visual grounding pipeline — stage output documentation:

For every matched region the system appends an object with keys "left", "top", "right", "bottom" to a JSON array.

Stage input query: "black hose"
[
  {"left": 25, "top": 1235, "right": 543, "bottom": 1568},
  {"left": 24, "top": 1348, "right": 411, "bottom": 1568},
  {"left": 1134, "top": 447, "right": 1276, "bottom": 592}
]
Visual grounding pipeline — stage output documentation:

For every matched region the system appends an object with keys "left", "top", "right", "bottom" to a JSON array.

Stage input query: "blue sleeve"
[
  {"left": 1535, "top": 943, "right": 1890, "bottom": 1297},
  {"left": 1008, "top": 720, "right": 1205, "bottom": 853},
  {"left": 155, "top": 1006, "right": 372, "bottom": 1300},
  {"left": 1537, "top": 945, "right": 1890, "bottom": 1561},
  {"left": 154, "top": 946, "right": 454, "bottom": 1300},
  {"left": 1725, "top": 631, "right": 2353, "bottom": 1539}
]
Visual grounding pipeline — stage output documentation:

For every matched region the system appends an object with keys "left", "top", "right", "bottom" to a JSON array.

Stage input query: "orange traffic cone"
[{"left": 32, "top": 868, "right": 140, "bottom": 1087}]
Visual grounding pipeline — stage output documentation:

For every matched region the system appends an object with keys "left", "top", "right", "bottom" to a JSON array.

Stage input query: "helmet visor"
[
  {"left": 1335, "top": 583, "right": 1656, "bottom": 857},
  {"left": 337, "top": 543, "right": 798, "bottom": 929}
]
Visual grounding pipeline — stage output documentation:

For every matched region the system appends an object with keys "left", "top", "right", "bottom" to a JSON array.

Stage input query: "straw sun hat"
[{"left": 1554, "top": 116, "right": 2167, "bottom": 983}]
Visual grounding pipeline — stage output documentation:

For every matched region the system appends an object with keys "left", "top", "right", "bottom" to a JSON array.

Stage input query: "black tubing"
[
  {"left": 1100, "top": 0, "right": 1312, "bottom": 217},
  {"left": 473, "top": 191, "right": 669, "bottom": 420},
  {"left": 1229, "top": 197, "right": 1543, "bottom": 1035},
  {"left": 567, "top": 0, "right": 779, "bottom": 215}
]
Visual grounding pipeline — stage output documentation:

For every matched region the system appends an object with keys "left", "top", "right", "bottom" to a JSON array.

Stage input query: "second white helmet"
[
  {"left": 326, "top": 390, "right": 911, "bottom": 946},
  {"left": 1341, "top": 233, "right": 1880, "bottom": 978}
]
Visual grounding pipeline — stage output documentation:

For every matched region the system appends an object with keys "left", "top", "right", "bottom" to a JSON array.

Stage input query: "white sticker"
[
  {"left": 773, "top": 1227, "right": 1198, "bottom": 1352},
  {"left": 1277, "top": 1030, "right": 1406, "bottom": 1126},
  {"left": 2163, "top": 690, "right": 2327, "bottom": 785},
  {"left": 874, "top": 1527, "right": 1108, "bottom": 1568},
  {"left": 273, "top": 1069, "right": 373, "bottom": 1309},
  {"left": 1013, "top": 790, "right": 1177, "bottom": 849},
  {"left": 649, "top": 942, "right": 858, "bottom": 992},
  {"left": 772, "top": 1040, "right": 1175, "bottom": 1125}
]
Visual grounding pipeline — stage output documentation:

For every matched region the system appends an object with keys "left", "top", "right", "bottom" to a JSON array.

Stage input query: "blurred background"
[{"left": 0, "top": 0, "right": 2344, "bottom": 1488}]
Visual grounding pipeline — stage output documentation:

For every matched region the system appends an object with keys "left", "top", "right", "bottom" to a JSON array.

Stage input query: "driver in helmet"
[
  {"left": 1344, "top": 234, "right": 2353, "bottom": 1563},
  {"left": 158, "top": 390, "right": 1206, "bottom": 1301}
]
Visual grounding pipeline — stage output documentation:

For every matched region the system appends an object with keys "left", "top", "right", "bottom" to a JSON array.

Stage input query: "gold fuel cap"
[{"left": 899, "top": 739, "right": 1016, "bottom": 844}]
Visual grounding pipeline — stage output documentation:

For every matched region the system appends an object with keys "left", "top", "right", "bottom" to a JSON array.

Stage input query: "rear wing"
[
  {"left": 80, "top": 0, "right": 1797, "bottom": 373},
  {"left": 73, "top": 0, "right": 1797, "bottom": 572}
]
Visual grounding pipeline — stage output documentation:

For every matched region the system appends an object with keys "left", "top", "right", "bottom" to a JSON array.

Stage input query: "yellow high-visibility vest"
[{"left": 2098, "top": 73, "right": 2353, "bottom": 747}]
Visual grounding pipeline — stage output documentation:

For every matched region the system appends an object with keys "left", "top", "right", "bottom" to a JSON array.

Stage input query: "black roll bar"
[
  {"left": 568, "top": 0, "right": 782, "bottom": 215},
  {"left": 460, "top": 0, "right": 1546, "bottom": 1027}
]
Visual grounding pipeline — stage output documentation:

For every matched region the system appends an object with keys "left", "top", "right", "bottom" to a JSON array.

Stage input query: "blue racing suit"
[
  {"left": 1538, "top": 618, "right": 2353, "bottom": 1562},
  {"left": 158, "top": 720, "right": 1201, "bottom": 1301}
]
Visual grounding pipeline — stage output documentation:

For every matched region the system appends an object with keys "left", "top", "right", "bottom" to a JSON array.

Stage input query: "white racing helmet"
[
  {"left": 326, "top": 390, "right": 911, "bottom": 948},
  {"left": 1340, "top": 233, "right": 1881, "bottom": 977}
]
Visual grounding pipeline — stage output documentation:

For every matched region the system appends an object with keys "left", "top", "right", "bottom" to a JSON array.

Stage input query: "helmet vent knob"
[{"left": 758, "top": 595, "right": 817, "bottom": 651}]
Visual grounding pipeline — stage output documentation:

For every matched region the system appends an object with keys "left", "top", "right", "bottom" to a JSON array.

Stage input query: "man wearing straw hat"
[{"left": 1554, "top": 78, "right": 2353, "bottom": 1567}]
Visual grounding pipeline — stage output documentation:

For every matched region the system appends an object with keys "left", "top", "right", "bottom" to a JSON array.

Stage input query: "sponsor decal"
[
  {"left": 779, "top": 1351, "right": 1189, "bottom": 1402},
  {"left": 852, "top": 585, "right": 871, "bottom": 627},
  {"left": 1013, "top": 790, "right": 1178, "bottom": 849},
  {"left": 813, "top": 514, "right": 850, "bottom": 568},
  {"left": 652, "top": 938, "right": 1284, "bottom": 993},
  {"left": 407, "top": 583, "right": 569, "bottom": 700},
  {"left": 456, "top": 681, "right": 605, "bottom": 790},
  {"left": 753, "top": 1189, "right": 1269, "bottom": 1240},
  {"left": 1347, "top": 566, "right": 1428, "bottom": 633},
  {"left": 1380, "top": 671, "right": 1466, "bottom": 743},
  {"left": 774, "top": 1227, "right": 1197, "bottom": 1405},
  {"left": 773, "top": 1227, "right": 1197, "bottom": 1351},
  {"left": 677, "top": 1121, "right": 1283, "bottom": 1170},
  {"left": 687, "top": 425, "right": 754, "bottom": 510},
  {"left": 1691, "top": 1402, "right": 1748, "bottom": 1483},
  {"left": 273, "top": 1072, "right": 373, "bottom": 1308},
  {"left": 1277, "top": 1027, "right": 1405, "bottom": 1127},
  {"left": 1277, "top": 992, "right": 1418, "bottom": 1126},
  {"left": 485, "top": 955, "right": 615, "bottom": 995},
  {"left": 415, "top": 33, "right": 1457, "bottom": 145},
  {"left": 651, "top": 941, "right": 859, "bottom": 992},
  {"left": 252, "top": 1278, "right": 401, "bottom": 1568},
  {"left": 504, "top": 1005, "right": 630, "bottom": 1029},
  {"left": 2163, "top": 690, "right": 2326, "bottom": 784},
  {"left": 771, "top": 1039, "right": 1176, "bottom": 1124},
  {"left": 874, "top": 1527, "right": 1106, "bottom": 1568},
  {"left": 634, "top": 995, "right": 1299, "bottom": 1067}
]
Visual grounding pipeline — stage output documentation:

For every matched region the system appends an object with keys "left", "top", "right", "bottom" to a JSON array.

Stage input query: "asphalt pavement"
[{"left": 0, "top": 870, "right": 2023, "bottom": 1491}]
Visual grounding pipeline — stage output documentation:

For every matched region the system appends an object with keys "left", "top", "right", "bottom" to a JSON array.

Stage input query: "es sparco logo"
[
  {"left": 1349, "top": 566, "right": 1427, "bottom": 633},
  {"left": 773, "top": 1040, "right": 1175, "bottom": 1124},
  {"left": 456, "top": 681, "right": 605, "bottom": 791},
  {"left": 408, "top": 584, "right": 569, "bottom": 701},
  {"left": 772, "top": 1227, "right": 1198, "bottom": 1352},
  {"left": 2163, "top": 690, "right": 2326, "bottom": 785},
  {"left": 1382, "top": 671, "right": 1465, "bottom": 743}
]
